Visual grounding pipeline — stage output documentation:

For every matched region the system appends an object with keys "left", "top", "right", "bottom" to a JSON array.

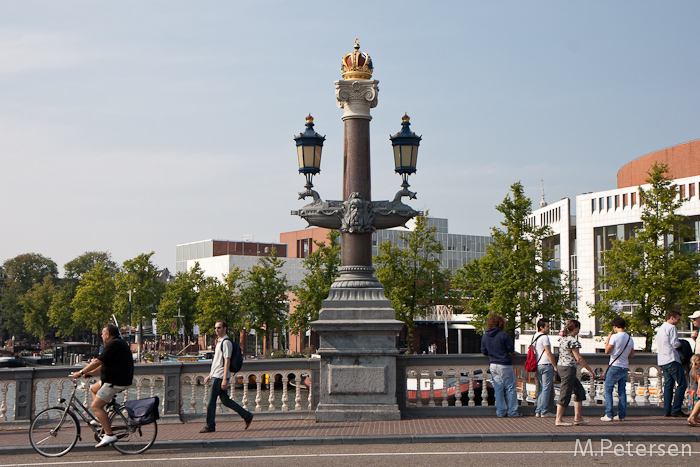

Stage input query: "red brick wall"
[{"left": 617, "top": 139, "right": 700, "bottom": 188}]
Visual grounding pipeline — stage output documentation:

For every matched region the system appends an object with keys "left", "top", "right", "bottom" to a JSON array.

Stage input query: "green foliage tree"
[
  {"left": 590, "top": 162, "right": 700, "bottom": 351},
  {"left": 64, "top": 251, "right": 119, "bottom": 280},
  {"left": 157, "top": 263, "right": 206, "bottom": 341},
  {"left": 21, "top": 276, "right": 57, "bottom": 340},
  {"left": 0, "top": 283, "right": 27, "bottom": 336},
  {"left": 114, "top": 252, "right": 165, "bottom": 334},
  {"left": 72, "top": 262, "right": 117, "bottom": 335},
  {"left": 240, "top": 250, "right": 289, "bottom": 352},
  {"left": 196, "top": 268, "right": 245, "bottom": 337},
  {"left": 49, "top": 281, "right": 80, "bottom": 339},
  {"left": 374, "top": 214, "right": 453, "bottom": 352},
  {"left": 2, "top": 253, "right": 58, "bottom": 292},
  {"left": 452, "top": 182, "right": 576, "bottom": 336},
  {"left": 289, "top": 230, "right": 341, "bottom": 335}
]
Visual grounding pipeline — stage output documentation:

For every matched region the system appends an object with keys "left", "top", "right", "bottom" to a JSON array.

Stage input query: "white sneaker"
[
  {"left": 535, "top": 413, "right": 541, "bottom": 417},
  {"left": 90, "top": 420, "right": 101, "bottom": 427},
  {"left": 600, "top": 415, "right": 614, "bottom": 422},
  {"left": 540, "top": 412, "right": 553, "bottom": 418},
  {"left": 613, "top": 415, "right": 623, "bottom": 421},
  {"left": 95, "top": 434, "right": 118, "bottom": 448}
]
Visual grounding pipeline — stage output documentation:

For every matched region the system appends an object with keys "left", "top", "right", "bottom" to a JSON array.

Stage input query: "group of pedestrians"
[{"left": 481, "top": 313, "right": 639, "bottom": 426}]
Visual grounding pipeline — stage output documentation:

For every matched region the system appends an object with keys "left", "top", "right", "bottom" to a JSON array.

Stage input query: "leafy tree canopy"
[
  {"left": 452, "top": 182, "right": 576, "bottom": 336},
  {"left": 289, "top": 230, "right": 341, "bottom": 334},
  {"left": 64, "top": 251, "right": 120, "bottom": 280},
  {"left": 240, "top": 249, "right": 289, "bottom": 351},
  {"left": 72, "top": 262, "right": 117, "bottom": 335},
  {"left": 21, "top": 276, "right": 57, "bottom": 340},
  {"left": 196, "top": 268, "right": 245, "bottom": 337},
  {"left": 590, "top": 162, "right": 700, "bottom": 351},
  {"left": 2, "top": 253, "right": 58, "bottom": 292},
  {"left": 157, "top": 262, "right": 206, "bottom": 340},
  {"left": 113, "top": 252, "right": 165, "bottom": 331},
  {"left": 374, "top": 213, "right": 453, "bottom": 352}
]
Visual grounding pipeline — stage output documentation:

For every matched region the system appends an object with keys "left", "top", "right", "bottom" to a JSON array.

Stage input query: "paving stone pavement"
[{"left": 3, "top": 414, "right": 700, "bottom": 454}]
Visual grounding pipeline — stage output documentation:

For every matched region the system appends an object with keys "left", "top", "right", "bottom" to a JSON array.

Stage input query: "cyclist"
[{"left": 71, "top": 323, "right": 134, "bottom": 448}]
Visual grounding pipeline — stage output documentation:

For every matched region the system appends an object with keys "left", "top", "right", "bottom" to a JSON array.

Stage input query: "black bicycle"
[{"left": 29, "top": 377, "right": 157, "bottom": 457}]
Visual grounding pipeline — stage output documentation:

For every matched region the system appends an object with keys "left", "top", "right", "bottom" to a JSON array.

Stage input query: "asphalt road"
[{"left": 4, "top": 441, "right": 700, "bottom": 467}]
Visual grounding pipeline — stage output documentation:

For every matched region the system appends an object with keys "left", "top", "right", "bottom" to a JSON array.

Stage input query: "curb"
[{"left": 6, "top": 431, "right": 700, "bottom": 455}]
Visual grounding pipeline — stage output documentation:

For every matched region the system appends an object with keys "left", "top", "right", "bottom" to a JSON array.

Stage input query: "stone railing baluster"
[
  {"left": 455, "top": 373, "right": 463, "bottom": 407},
  {"left": 241, "top": 374, "right": 249, "bottom": 411},
  {"left": 255, "top": 373, "right": 262, "bottom": 412},
  {"left": 428, "top": 371, "right": 436, "bottom": 407},
  {"left": 268, "top": 373, "right": 276, "bottom": 412},
  {"left": 441, "top": 372, "right": 449, "bottom": 407},
  {"left": 294, "top": 372, "right": 302, "bottom": 411},
  {"left": 281, "top": 374, "right": 289, "bottom": 412}
]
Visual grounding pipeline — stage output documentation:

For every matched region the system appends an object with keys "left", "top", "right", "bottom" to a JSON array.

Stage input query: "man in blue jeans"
[
  {"left": 601, "top": 316, "right": 634, "bottom": 421},
  {"left": 657, "top": 311, "right": 687, "bottom": 417},
  {"left": 481, "top": 313, "right": 521, "bottom": 418},
  {"left": 199, "top": 320, "right": 253, "bottom": 433},
  {"left": 533, "top": 318, "right": 558, "bottom": 417}
]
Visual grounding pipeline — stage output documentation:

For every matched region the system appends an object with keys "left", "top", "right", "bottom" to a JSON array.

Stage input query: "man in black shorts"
[{"left": 71, "top": 323, "right": 134, "bottom": 448}]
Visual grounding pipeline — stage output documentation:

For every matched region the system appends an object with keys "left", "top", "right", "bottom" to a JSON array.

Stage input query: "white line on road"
[{"left": 8, "top": 450, "right": 699, "bottom": 467}]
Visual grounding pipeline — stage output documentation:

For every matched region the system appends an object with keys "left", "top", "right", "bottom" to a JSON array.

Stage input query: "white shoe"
[
  {"left": 90, "top": 420, "right": 101, "bottom": 427},
  {"left": 539, "top": 412, "right": 553, "bottom": 418},
  {"left": 613, "top": 415, "right": 623, "bottom": 421},
  {"left": 535, "top": 413, "right": 541, "bottom": 417},
  {"left": 95, "top": 434, "right": 118, "bottom": 448},
  {"left": 600, "top": 415, "right": 614, "bottom": 422}
]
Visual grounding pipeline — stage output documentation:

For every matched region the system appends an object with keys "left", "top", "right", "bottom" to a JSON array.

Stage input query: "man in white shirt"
[
  {"left": 534, "top": 318, "right": 558, "bottom": 417},
  {"left": 657, "top": 310, "right": 687, "bottom": 417},
  {"left": 199, "top": 320, "right": 253, "bottom": 433},
  {"left": 601, "top": 316, "right": 634, "bottom": 421}
]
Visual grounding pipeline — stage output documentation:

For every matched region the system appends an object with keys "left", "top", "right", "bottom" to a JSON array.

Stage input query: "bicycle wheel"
[
  {"left": 29, "top": 407, "right": 79, "bottom": 457},
  {"left": 109, "top": 408, "right": 157, "bottom": 454}
]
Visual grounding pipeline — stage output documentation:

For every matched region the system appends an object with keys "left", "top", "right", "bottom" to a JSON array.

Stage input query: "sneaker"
[
  {"left": 199, "top": 426, "right": 215, "bottom": 433},
  {"left": 244, "top": 414, "right": 254, "bottom": 430},
  {"left": 540, "top": 412, "right": 554, "bottom": 418},
  {"left": 600, "top": 415, "right": 614, "bottom": 422},
  {"left": 89, "top": 419, "right": 101, "bottom": 427},
  {"left": 613, "top": 415, "right": 623, "bottom": 421},
  {"left": 95, "top": 434, "right": 118, "bottom": 448},
  {"left": 671, "top": 411, "right": 689, "bottom": 418},
  {"left": 535, "top": 413, "right": 541, "bottom": 418},
  {"left": 508, "top": 413, "right": 523, "bottom": 418}
]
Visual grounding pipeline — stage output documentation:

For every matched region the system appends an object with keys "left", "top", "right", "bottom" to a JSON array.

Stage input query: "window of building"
[
  {"left": 631, "top": 192, "right": 636, "bottom": 206},
  {"left": 622, "top": 193, "right": 628, "bottom": 208},
  {"left": 681, "top": 185, "right": 686, "bottom": 199},
  {"left": 691, "top": 184, "right": 696, "bottom": 198},
  {"left": 614, "top": 195, "right": 619, "bottom": 209},
  {"left": 591, "top": 199, "right": 596, "bottom": 213}
]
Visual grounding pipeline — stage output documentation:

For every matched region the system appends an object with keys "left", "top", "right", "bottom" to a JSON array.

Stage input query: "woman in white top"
[{"left": 601, "top": 316, "right": 634, "bottom": 421}]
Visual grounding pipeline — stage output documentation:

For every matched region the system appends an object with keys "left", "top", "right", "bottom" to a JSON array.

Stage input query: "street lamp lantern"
[
  {"left": 294, "top": 114, "right": 325, "bottom": 200},
  {"left": 390, "top": 113, "right": 421, "bottom": 196}
]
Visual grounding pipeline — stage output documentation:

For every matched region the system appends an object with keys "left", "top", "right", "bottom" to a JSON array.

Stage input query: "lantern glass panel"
[
  {"left": 393, "top": 145, "right": 402, "bottom": 170},
  {"left": 314, "top": 145, "right": 322, "bottom": 169}
]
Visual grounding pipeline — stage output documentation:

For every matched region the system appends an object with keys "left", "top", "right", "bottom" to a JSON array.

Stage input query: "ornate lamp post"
[{"left": 292, "top": 40, "right": 421, "bottom": 422}]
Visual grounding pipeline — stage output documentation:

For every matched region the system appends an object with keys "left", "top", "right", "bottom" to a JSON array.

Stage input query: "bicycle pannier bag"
[{"left": 124, "top": 396, "right": 160, "bottom": 426}]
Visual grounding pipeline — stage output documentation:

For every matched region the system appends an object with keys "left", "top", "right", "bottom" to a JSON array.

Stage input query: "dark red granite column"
[{"left": 342, "top": 117, "right": 372, "bottom": 267}]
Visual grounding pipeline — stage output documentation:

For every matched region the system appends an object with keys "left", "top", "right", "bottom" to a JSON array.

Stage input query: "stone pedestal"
[{"left": 311, "top": 266, "right": 403, "bottom": 422}]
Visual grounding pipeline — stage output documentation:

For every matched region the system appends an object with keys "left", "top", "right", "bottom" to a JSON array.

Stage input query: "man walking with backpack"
[{"left": 199, "top": 320, "right": 253, "bottom": 433}]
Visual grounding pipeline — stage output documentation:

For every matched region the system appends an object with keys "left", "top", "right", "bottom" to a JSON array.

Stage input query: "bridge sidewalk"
[{"left": 2, "top": 414, "right": 700, "bottom": 454}]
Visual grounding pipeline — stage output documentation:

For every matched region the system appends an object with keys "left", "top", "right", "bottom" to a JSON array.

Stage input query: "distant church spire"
[{"left": 539, "top": 180, "right": 548, "bottom": 208}]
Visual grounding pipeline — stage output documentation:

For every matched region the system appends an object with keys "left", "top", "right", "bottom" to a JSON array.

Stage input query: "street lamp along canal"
[{"left": 292, "top": 40, "right": 421, "bottom": 422}]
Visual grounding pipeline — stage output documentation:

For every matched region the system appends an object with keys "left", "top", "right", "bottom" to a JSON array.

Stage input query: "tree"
[
  {"left": 374, "top": 213, "right": 453, "bottom": 352},
  {"left": 64, "top": 251, "right": 119, "bottom": 280},
  {"left": 240, "top": 250, "right": 289, "bottom": 352},
  {"left": 2, "top": 253, "right": 58, "bottom": 292},
  {"left": 590, "top": 162, "right": 700, "bottom": 351},
  {"left": 114, "top": 252, "right": 165, "bottom": 335},
  {"left": 289, "top": 230, "right": 341, "bottom": 335},
  {"left": 157, "top": 263, "right": 206, "bottom": 341},
  {"left": 452, "top": 182, "right": 576, "bottom": 337},
  {"left": 72, "top": 262, "right": 117, "bottom": 335},
  {"left": 21, "top": 276, "right": 57, "bottom": 341},
  {"left": 49, "top": 281, "right": 80, "bottom": 339},
  {"left": 0, "top": 283, "right": 27, "bottom": 337},
  {"left": 196, "top": 268, "right": 245, "bottom": 337}
]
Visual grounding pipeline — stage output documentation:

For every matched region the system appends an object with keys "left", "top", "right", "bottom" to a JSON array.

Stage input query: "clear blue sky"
[{"left": 2, "top": 1, "right": 699, "bottom": 274}]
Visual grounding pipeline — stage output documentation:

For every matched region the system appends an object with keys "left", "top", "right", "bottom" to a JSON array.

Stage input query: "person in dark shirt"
[
  {"left": 71, "top": 323, "right": 134, "bottom": 448},
  {"left": 481, "top": 313, "right": 521, "bottom": 418}
]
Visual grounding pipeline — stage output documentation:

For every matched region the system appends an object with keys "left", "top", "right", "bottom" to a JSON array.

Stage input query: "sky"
[{"left": 2, "top": 1, "right": 700, "bottom": 276}]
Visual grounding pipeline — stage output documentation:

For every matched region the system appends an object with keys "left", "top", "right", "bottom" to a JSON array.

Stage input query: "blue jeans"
[
  {"left": 490, "top": 364, "right": 519, "bottom": 417},
  {"left": 662, "top": 361, "right": 687, "bottom": 415},
  {"left": 536, "top": 365, "right": 554, "bottom": 415},
  {"left": 205, "top": 377, "right": 251, "bottom": 429},
  {"left": 604, "top": 366, "right": 628, "bottom": 419}
]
